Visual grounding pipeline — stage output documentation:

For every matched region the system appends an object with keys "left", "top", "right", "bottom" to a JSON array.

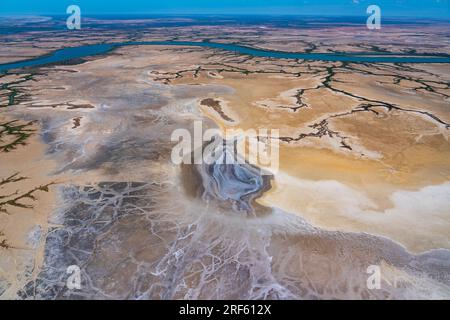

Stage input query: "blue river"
[{"left": 1, "top": 41, "right": 450, "bottom": 73}]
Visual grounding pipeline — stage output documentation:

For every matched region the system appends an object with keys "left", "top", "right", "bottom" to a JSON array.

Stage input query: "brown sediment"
[
  {"left": 200, "top": 98, "right": 234, "bottom": 122},
  {"left": 71, "top": 117, "right": 82, "bottom": 129},
  {"left": 180, "top": 163, "right": 203, "bottom": 199},
  {"left": 66, "top": 104, "right": 95, "bottom": 110},
  {"left": 0, "top": 230, "right": 10, "bottom": 249}
]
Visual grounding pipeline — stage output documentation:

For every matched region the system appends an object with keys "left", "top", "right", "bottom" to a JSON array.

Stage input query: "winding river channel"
[{"left": 1, "top": 40, "right": 450, "bottom": 73}]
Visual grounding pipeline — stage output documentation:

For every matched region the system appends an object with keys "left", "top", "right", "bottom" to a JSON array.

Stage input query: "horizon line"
[{"left": 1, "top": 12, "right": 449, "bottom": 20}]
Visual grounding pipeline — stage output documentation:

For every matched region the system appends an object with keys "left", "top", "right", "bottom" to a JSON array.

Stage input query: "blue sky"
[{"left": 0, "top": 0, "right": 449, "bottom": 19}]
